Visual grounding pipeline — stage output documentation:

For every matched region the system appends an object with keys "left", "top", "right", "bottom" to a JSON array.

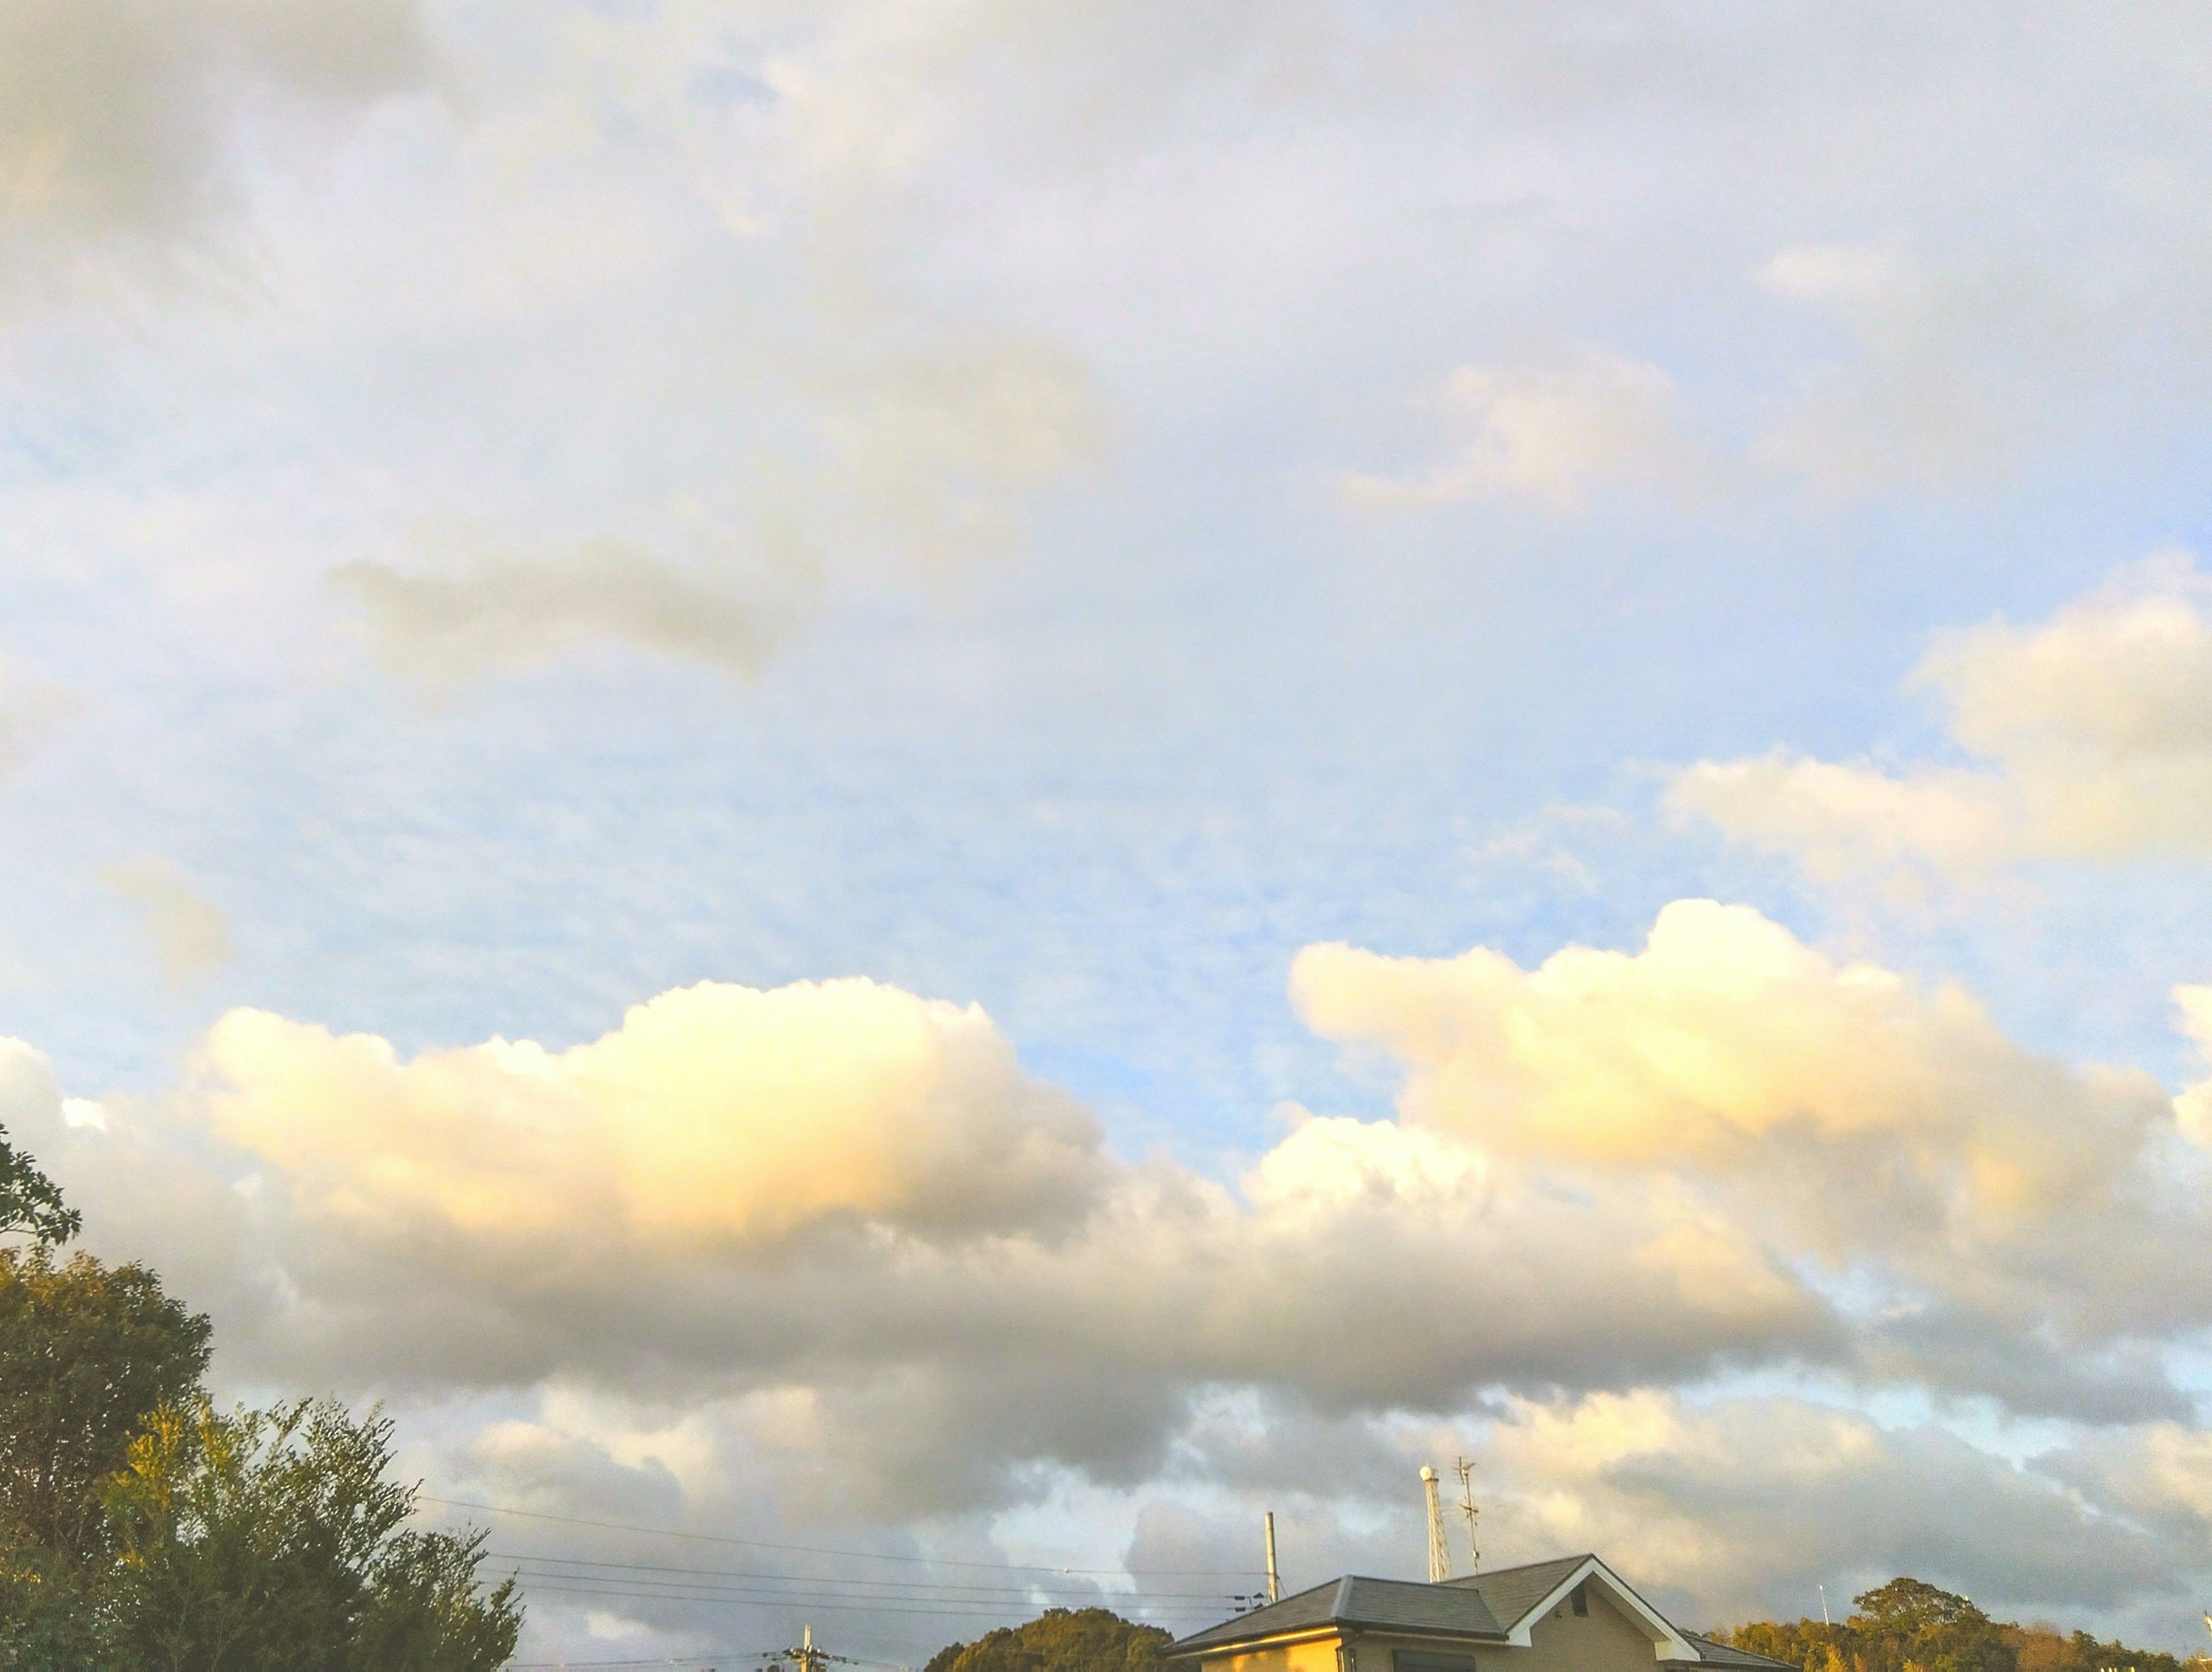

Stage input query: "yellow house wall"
[
  {"left": 1201, "top": 1633, "right": 1348, "bottom": 1672},
  {"left": 1195, "top": 1585, "right": 1662, "bottom": 1672},
  {"left": 1344, "top": 1633, "right": 1497, "bottom": 1672}
]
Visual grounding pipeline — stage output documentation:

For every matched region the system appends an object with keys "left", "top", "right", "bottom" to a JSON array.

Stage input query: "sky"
[{"left": 10, "top": 2, "right": 2212, "bottom": 1665}]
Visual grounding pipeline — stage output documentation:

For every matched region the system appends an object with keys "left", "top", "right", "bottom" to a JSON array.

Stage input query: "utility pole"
[
  {"left": 1422, "top": 1466, "right": 1452, "bottom": 1582},
  {"left": 1264, "top": 1511, "right": 1281, "bottom": 1603},
  {"left": 1452, "top": 1457, "right": 1478, "bottom": 1575}
]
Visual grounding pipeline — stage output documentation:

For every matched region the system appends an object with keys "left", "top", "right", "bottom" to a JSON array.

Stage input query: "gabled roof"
[
  {"left": 1168, "top": 1552, "right": 1710, "bottom": 1664},
  {"left": 1440, "top": 1554, "right": 1593, "bottom": 1635},
  {"left": 1166, "top": 1574, "right": 1506, "bottom": 1656}
]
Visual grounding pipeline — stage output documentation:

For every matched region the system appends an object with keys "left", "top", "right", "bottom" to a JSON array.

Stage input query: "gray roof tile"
[
  {"left": 1167, "top": 1575, "right": 1504, "bottom": 1656},
  {"left": 1674, "top": 1633, "right": 1797, "bottom": 1670},
  {"left": 1440, "top": 1554, "right": 1593, "bottom": 1632}
]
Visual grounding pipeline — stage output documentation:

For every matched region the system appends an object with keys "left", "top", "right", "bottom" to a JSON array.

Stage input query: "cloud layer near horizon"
[{"left": 11, "top": 902, "right": 2212, "bottom": 1623}]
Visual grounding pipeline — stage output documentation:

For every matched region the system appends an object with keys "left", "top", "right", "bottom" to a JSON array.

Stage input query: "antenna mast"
[
  {"left": 1422, "top": 1465, "right": 1452, "bottom": 1582},
  {"left": 1452, "top": 1456, "right": 1479, "bottom": 1574},
  {"left": 1264, "top": 1511, "right": 1281, "bottom": 1603}
]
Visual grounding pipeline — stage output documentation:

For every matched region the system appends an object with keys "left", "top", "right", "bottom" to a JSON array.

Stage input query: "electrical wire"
[
  {"left": 506, "top": 1659, "right": 911, "bottom": 1670},
  {"left": 506, "top": 1579, "right": 1227, "bottom": 1622},
  {"left": 509, "top": 1661, "right": 732, "bottom": 1670},
  {"left": 485, "top": 1551, "right": 1245, "bottom": 1605},
  {"left": 419, "top": 1496, "right": 1263, "bottom": 1579},
  {"left": 498, "top": 1575, "right": 1230, "bottom": 1610}
]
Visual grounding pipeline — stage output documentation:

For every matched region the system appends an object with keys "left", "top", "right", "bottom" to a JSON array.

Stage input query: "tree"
[
  {"left": 100, "top": 1398, "right": 520, "bottom": 1671},
  {"left": 1713, "top": 1582, "right": 2199, "bottom": 1672},
  {"left": 0, "top": 1188, "right": 209, "bottom": 1667},
  {"left": 1849, "top": 1578, "right": 2012, "bottom": 1672},
  {"left": 0, "top": 1144, "right": 515, "bottom": 1666},
  {"left": 0, "top": 1248, "right": 211, "bottom": 1562},
  {"left": 1853, "top": 1580, "right": 1987, "bottom": 1639},
  {"left": 926, "top": 1608, "right": 1172, "bottom": 1672},
  {"left": 0, "top": 1128, "right": 78, "bottom": 1252}
]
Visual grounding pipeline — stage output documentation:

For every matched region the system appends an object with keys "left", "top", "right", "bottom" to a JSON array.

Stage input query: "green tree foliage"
[
  {"left": 99, "top": 1398, "right": 521, "bottom": 1671},
  {"left": 1850, "top": 1576, "right": 2014, "bottom": 1672},
  {"left": 0, "top": 1248, "right": 212, "bottom": 1561},
  {"left": 0, "top": 1143, "right": 518, "bottom": 1669},
  {"left": 0, "top": 1128, "right": 78, "bottom": 1252},
  {"left": 925, "top": 1607, "right": 1173, "bottom": 1672},
  {"left": 1717, "top": 1578, "right": 2200, "bottom": 1672}
]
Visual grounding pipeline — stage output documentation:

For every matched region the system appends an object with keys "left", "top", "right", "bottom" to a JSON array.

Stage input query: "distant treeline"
[
  {"left": 1717, "top": 1578, "right": 2204, "bottom": 1672},
  {"left": 924, "top": 1606, "right": 1171, "bottom": 1672}
]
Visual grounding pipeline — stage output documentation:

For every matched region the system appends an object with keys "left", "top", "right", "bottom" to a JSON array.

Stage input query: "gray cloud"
[
  {"left": 332, "top": 536, "right": 816, "bottom": 684},
  {"left": 16, "top": 900, "right": 2212, "bottom": 1516},
  {"left": 16, "top": 892, "right": 2212, "bottom": 1647},
  {"left": 0, "top": 0, "right": 429, "bottom": 286}
]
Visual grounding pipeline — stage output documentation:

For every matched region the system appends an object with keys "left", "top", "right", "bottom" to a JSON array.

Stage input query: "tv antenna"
[
  {"left": 1422, "top": 1465, "right": 1452, "bottom": 1582},
  {"left": 1452, "top": 1456, "right": 1479, "bottom": 1575}
]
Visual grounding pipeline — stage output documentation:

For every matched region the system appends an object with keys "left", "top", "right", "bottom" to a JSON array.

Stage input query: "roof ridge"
[{"left": 1467, "top": 1552, "right": 1595, "bottom": 1579}]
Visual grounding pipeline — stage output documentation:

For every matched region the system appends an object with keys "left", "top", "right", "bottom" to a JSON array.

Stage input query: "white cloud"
[
  {"left": 804, "top": 328, "right": 1111, "bottom": 570},
  {"left": 1344, "top": 346, "right": 1717, "bottom": 514},
  {"left": 196, "top": 977, "right": 1109, "bottom": 1250},
  {"left": 1292, "top": 898, "right": 2156, "bottom": 1210},
  {"left": 1672, "top": 555, "right": 2212, "bottom": 877},
  {"left": 1293, "top": 898, "right": 2212, "bottom": 1417},
  {"left": 98, "top": 855, "right": 234, "bottom": 991},
  {"left": 0, "top": 659, "right": 75, "bottom": 776}
]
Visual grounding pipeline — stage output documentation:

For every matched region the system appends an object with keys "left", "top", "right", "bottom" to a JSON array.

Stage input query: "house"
[{"left": 1165, "top": 1553, "right": 1792, "bottom": 1672}]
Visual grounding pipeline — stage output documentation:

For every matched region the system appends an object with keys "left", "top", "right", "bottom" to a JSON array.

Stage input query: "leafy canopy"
[
  {"left": 924, "top": 1608, "right": 1173, "bottom": 1672},
  {"left": 0, "top": 1132, "right": 520, "bottom": 1669},
  {"left": 1717, "top": 1577, "right": 2199, "bottom": 1672},
  {"left": 0, "top": 1247, "right": 212, "bottom": 1561},
  {"left": 101, "top": 1397, "right": 521, "bottom": 1672},
  {"left": 0, "top": 1124, "right": 78, "bottom": 1250}
]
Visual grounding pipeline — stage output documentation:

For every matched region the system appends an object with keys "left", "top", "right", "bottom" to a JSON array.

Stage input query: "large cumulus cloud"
[
  {"left": 12, "top": 979, "right": 1825, "bottom": 1466},
  {"left": 17, "top": 903, "right": 2212, "bottom": 1491},
  {"left": 1297, "top": 898, "right": 2211, "bottom": 1418},
  {"left": 15, "top": 904, "right": 2212, "bottom": 1644}
]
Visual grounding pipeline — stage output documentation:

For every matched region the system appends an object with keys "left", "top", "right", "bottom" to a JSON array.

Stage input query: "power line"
[
  {"left": 507, "top": 1659, "right": 907, "bottom": 1670},
  {"left": 508, "top": 1579, "right": 1226, "bottom": 1622},
  {"left": 486, "top": 1552, "right": 1242, "bottom": 1603},
  {"left": 418, "top": 1495, "right": 1264, "bottom": 1579},
  {"left": 511, "top": 1660, "right": 737, "bottom": 1670},
  {"left": 501, "top": 1576, "right": 1231, "bottom": 1618}
]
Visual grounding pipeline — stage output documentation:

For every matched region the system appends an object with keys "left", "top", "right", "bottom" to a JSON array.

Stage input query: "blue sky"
[{"left": 12, "top": 4, "right": 2212, "bottom": 1665}]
